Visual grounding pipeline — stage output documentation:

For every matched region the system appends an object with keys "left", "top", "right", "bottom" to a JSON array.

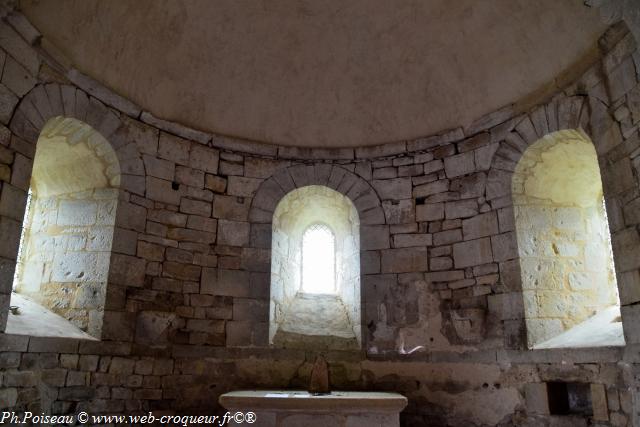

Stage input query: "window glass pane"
[{"left": 302, "top": 223, "right": 335, "bottom": 293}]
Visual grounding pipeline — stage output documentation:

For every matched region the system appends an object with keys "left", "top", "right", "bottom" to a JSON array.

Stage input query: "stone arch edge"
[
  {"left": 249, "top": 164, "right": 385, "bottom": 226},
  {"left": 1, "top": 82, "right": 145, "bottom": 340},
  {"left": 484, "top": 90, "right": 640, "bottom": 349}
]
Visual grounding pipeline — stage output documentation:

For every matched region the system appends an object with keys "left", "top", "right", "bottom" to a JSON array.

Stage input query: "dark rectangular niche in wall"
[{"left": 546, "top": 382, "right": 593, "bottom": 416}]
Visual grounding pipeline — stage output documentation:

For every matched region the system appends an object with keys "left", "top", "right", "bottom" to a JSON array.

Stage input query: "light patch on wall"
[{"left": 522, "top": 137, "right": 602, "bottom": 208}]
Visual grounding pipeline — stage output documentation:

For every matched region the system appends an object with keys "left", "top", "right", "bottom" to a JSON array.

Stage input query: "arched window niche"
[
  {"left": 269, "top": 185, "right": 361, "bottom": 350},
  {"left": 512, "top": 129, "right": 623, "bottom": 349},
  {"left": 7, "top": 116, "right": 120, "bottom": 340}
]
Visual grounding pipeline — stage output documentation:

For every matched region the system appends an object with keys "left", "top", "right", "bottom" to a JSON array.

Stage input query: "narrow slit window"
[{"left": 301, "top": 223, "right": 335, "bottom": 294}]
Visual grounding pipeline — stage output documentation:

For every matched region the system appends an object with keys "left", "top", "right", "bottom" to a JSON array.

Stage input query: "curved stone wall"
[{"left": 0, "top": 10, "right": 638, "bottom": 426}]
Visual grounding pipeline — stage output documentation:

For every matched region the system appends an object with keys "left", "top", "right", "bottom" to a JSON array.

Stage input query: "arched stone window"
[
  {"left": 269, "top": 185, "right": 361, "bottom": 350},
  {"left": 512, "top": 129, "right": 623, "bottom": 349},
  {"left": 7, "top": 116, "right": 120, "bottom": 339}
]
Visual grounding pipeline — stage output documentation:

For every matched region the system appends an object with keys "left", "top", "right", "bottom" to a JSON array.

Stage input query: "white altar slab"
[{"left": 219, "top": 390, "right": 408, "bottom": 426}]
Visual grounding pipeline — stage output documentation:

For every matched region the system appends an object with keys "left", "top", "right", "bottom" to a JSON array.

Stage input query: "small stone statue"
[{"left": 308, "top": 355, "right": 330, "bottom": 395}]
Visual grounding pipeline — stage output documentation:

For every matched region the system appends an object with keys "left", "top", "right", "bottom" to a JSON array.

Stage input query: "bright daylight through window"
[{"left": 302, "top": 223, "right": 336, "bottom": 294}]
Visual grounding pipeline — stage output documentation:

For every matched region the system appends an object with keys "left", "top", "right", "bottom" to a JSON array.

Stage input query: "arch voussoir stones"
[
  {"left": 249, "top": 163, "right": 384, "bottom": 226},
  {"left": 10, "top": 83, "right": 125, "bottom": 147}
]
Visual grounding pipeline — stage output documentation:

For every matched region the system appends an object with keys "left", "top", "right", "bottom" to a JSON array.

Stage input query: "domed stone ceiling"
[{"left": 20, "top": 0, "right": 607, "bottom": 147}]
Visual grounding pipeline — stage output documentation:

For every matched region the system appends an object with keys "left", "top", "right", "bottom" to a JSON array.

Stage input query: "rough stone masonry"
[{"left": 0, "top": 7, "right": 639, "bottom": 427}]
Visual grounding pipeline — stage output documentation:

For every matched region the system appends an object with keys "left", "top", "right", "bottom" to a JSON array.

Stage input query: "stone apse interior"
[{"left": 1, "top": 1, "right": 640, "bottom": 426}]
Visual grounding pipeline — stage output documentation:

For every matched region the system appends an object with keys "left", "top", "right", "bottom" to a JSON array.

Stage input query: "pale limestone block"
[
  {"left": 526, "top": 318, "right": 563, "bottom": 345},
  {"left": 51, "top": 252, "right": 99, "bottom": 282},
  {"left": 96, "top": 199, "right": 118, "bottom": 226},
  {"left": 86, "top": 226, "right": 114, "bottom": 251},
  {"left": 57, "top": 199, "right": 97, "bottom": 226}
]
